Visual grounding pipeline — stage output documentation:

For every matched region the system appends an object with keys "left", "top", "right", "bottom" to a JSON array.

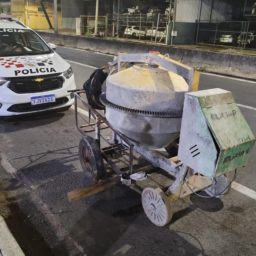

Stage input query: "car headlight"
[
  {"left": 63, "top": 67, "right": 73, "bottom": 79},
  {"left": 0, "top": 79, "right": 7, "bottom": 86}
]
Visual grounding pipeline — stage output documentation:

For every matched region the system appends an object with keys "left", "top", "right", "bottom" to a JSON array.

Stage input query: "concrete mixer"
[
  {"left": 103, "top": 63, "right": 188, "bottom": 148},
  {"left": 70, "top": 53, "right": 255, "bottom": 227}
]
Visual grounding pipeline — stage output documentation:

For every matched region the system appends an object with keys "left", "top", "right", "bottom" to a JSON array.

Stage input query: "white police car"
[{"left": 0, "top": 16, "right": 76, "bottom": 116}]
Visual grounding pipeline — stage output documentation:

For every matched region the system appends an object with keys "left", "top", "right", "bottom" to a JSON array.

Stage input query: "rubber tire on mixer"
[
  {"left": 79, "top": 136, "right": 105, "bottom": 183},
  {"left": 141, "top": 187, "right": 173, "bottom": 227}
]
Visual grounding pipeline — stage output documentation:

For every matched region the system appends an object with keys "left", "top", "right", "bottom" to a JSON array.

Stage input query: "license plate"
[{"left": 31, "top": 95, "right": 56, "bottom": 105}]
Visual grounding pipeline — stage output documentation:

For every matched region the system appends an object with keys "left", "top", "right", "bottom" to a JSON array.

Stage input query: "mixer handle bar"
[{"left": 112, "top": 53, "right": 195, "bottom": 90}]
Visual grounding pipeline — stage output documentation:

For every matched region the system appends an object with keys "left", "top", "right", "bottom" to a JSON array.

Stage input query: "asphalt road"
[
  {"left": 57, "top": 46, "right": 256, "bottom": 108},
  {"left": 0, "top": 46, "right": 256, "bottom": 256}
]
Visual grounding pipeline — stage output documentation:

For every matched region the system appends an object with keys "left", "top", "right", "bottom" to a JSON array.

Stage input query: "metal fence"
[
  {"left": 72, "top": 13, "right": 170, "bottom": 44},
  {"left": 79, "top": 15, "right": 109, "bottom": 36},
  {"left": 196, "top": 20, "right": 256, "bottom": 49},
  {"left": 114, "top": 13, "right": 168, "bottom": 43}
]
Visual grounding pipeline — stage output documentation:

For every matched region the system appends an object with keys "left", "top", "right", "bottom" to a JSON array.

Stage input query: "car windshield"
[{"left": 0, "top": 29, "right": 52, "bottom": 57}]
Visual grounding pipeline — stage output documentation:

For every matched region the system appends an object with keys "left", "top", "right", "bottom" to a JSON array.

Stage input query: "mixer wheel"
[
  {"left": 141, "top": 187, "right": 173, "bottom": 227},
  {"left": 79, "top": 136, "right": 105, "bottom": 182}
]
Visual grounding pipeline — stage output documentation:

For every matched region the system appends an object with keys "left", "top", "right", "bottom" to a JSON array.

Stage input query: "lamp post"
[
  {"left": 94, "top": 0, "right": 99, "bottom": 35},
  {"left": 166, "top": 0, "right": 175, "bottom": 45},
  {"left": 26, "top": 0, "right": 29, "bottom": 27},
  {"left": 54, "top": 0, "right": 58, "bottom": 33},
  {"left": 117, "top": 0, "right": 120, "bottom": 37}
]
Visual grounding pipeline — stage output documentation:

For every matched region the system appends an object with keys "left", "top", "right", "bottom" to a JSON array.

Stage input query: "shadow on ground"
[
  {"left": 68, "top": 184, "right": 206, "bottom": 256},
  {"left": 0, "top": 110, "right": 67, "bottom": 133}
]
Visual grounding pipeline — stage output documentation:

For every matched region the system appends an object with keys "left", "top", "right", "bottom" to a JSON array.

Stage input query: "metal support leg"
[
  {"left": 95, "top": 117, "right": 101, "bottom": 148},
  {"left": 168, "top": 165, "right": 188, "bottom": 195},
  {"left": 129, "top": 145, "right": 134, "bottom": 174},
  {"left": 114, "top": 132, "right": 118, "bottom": 144},
  {"left": 75, "top": 95, "right": 78, "bottom": 128},
  {"left": 89, "top": 109, "right": 91, "bottom": 124}
]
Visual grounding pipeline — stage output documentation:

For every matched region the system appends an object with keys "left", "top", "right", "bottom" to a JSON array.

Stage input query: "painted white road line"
[
  {"left": 71, "top": 105, "right": 89, "bottom": 117},
  {"left": 113, "top": 244, "right": 132, "bottom": 255},
  {"left": 231, "top": 181, "right": 256, "bottom": 201},
  {"left": 67, "top": 60, "right": 97, "bottom": 69},
  {"left": 59, "top": 46, "right": 114, "bottom": 57},
  {"left": 203, "top": 72, "right": 256, "bottom": 84},
  {"left": 0, "top": 216, "right": 25, "bottom": 256},
  {"left": 237, "top": 103, "right": 256, "bottom": 111}
]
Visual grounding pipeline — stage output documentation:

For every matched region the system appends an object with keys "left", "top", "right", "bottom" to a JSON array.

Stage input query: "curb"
[{"left": 0, "top": 215, "right": 25, "bottom": 256}]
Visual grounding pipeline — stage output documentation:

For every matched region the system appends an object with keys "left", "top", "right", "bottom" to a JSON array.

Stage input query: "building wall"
[
  {"left": 61, "top": 0, "right": 85, "bottom": 18},
  {"left": 176, "top": 0, "right": 231, "bottom": 22},
  {"left": 11, "top": 0, "right": 25, "bottom": 23},
  {"left": 9, "top": 0, "right": 239, "bottom": 44},
  {"left": 174, "top": 0, "right": 232, "bottom": 44},
  {"left": 174, "top": 0, "right": 199, "bottom": 44},
  {"left": 176, "top": 0, "right": 201, "bottom": 23},
  {"left": 61, "top": 0, "right": 85, "bottom": 31},
  {"left": 84, "top": 0, "right": 113, "bottom": 16},
  {"left": 11, "top": 0, "right": 61, "bottom": 30}
]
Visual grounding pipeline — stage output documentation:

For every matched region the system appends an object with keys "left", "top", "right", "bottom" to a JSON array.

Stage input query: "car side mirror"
[{"left": 48, "top": 43, "right": 57, "bottom": 50}]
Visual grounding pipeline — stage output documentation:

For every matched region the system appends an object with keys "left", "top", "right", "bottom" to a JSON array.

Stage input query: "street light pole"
[
  {"left": 94, "top": 0, "right": 99, "bottom": 35},
  {"left": 117, "top": 0, "right": 120, "bottom": 37},
  {"left": 53, "top": 0, "right": 58, "bottom": 33},
  {"left": 170, "top": 0, "right": 177, "bottom": 46},
  {"left": 26, "top": 0, "right": 29, "bottom": 27},
  {"left": 166, "top": 0, "right": 174, "bottom": 45}
]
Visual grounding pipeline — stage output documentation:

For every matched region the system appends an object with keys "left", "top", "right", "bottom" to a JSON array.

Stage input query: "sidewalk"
[
  {"left": 0, "top": 161, "right": 24, "bottom": 256},
  {"left": 0, "top": 215, "right": 25, "bottom": 256}
]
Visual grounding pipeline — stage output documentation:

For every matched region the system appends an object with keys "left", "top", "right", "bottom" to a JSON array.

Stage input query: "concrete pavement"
[{"left": 0, "top": 215, "right": 25, "bottom": 256}]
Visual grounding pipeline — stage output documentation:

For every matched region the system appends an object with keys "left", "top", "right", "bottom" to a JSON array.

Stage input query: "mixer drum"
[{"left": 103, "top": 64, "right": 189, "bottom": 148}]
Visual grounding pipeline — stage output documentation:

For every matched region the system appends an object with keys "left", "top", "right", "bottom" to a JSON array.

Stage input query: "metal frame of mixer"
[
  {"left": 75, "top": 90, "right": 184, "bottom": 178},
  {"left": 74, "top": 90, "right": 227, "bottom": 227},
  {"left": 73, "top": 53, "right": 232, "bottom": 227},
  {"left": 74, "top": 90, "right": 136, "bottom": 176}
]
